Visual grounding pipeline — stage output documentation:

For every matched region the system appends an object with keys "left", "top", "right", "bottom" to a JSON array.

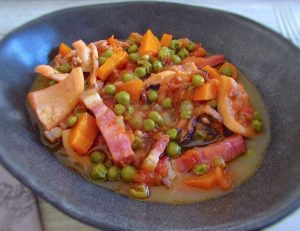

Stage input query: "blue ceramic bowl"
[{"left": 0, "top": 2, "right": 299, "bottom": 230}]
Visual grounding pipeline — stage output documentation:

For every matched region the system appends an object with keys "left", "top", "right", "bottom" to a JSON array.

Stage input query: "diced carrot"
[
  {"left": 219, "top": 61, "right": 238, "bottom": 80},
  {"left": 97, "top": 50, "right": 128, "bottom": 81},
  {"left": 202, "top": 65, "right": 221, "bottom": 80},
  {"left": 193, "top": 78, "right": 220, "bottom": 101},
  {"left": 58, "top": 43, "right": 71, "bottom": 57},
  {"left": 184, "top": 170, "right": 218, "bottom": 190},
  {"left": 107, "top": 35, "right": 116, "bottom": 48},
  {"left": 184, "top": 167, "right": 234, "bottom": 191},
  {"left": 116, "top": 79, "right": 145, "bottom": 102},
  {"left": 27, "top": 67, "right": 84, "bottom": 130},
  {"left": 190, "top": 47, "right": 206, "bottom": 57},
  {"left": 139, "top": 29, "right": 161, "bottom": 55},
  {"left": 160, "top": 33, "right": 173, "bottom": 47},
  {"left": 69, "top": 112, "right": 98, "bottom": 155}
]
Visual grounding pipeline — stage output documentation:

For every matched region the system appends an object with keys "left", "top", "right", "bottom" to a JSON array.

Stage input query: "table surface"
[{"left": 0, "top": 0, "right": 299, "bottom": 231}]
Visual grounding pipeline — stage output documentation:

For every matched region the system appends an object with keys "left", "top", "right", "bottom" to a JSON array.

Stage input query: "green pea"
[
  {"left": 158, "top": 47, "right": 171, "bottom": 61},
  {"left": 186, "top": 41, "right": 196, "bottom": 52},
  {"left": 91, "top": 163, "right": 107, "bottom": 181},
  {"left": 75, "top": 112, "right": 83, "bottom": 119},
  {"left": 162, "top": 97, "right": 172, "bottom": 109},
  {"left": 220, "top": 66, "right": 233, "bottom": 77},
  {"left": 127, "top": 105, "right": 134, "bottom": 114},
  {"left": 153, "top": 60, "right": 163, "bottom": 72},
  {"left": 135, "top": 66, "right": 146, "bottom": 78},
  {"left": 141, "top": 61, "right": 153, "bottom": 74},
  {"left": 130, "top": 184, "right": 149, "bottom": 199},
  {"left": 194, "top": 130, "right": 207, "bottom": 141},
  {"left": 127, "top": 44, "right": 138, "bottom": 53},
  {"left": 169, "top": 49, "right": 176, "bottom": 56},
  {"left": 107, "top": 166, "right": 120, "bottom": 181},
  {"left": 114, "top": 104, "right": 126, "bottom": 115},
  {"left": 90, "top": 151, "right": 106, "bottom": 164},
  {"left": 122, "top": 73, "right": 134, "bottom": 82},
  {"left": 193, "top": 163, "right": 209, "bottom": 175},
  {"left": 66, "top": 115, "right": 77, "bottom": 127},
  {"left": 137, "top": 54, "right": 150, "bottom": 64},
  {"left": 57, "top": 63, "right": 72, "bottom": 73},
  {"left": 169, "top": 40, "right": 182, "bottom": 50},
  {"left": 148, "top": 111, "right": 164, "bottom": 125},
  {"left": 115, "top": 91, "right": 130, "bottom": 105},
  {"left": 132, "top": 136, "right": 143, "bottom": 150},
  {"left": 166, "top": 128, "right": 178, "bottom": 140},
  {"left": 147, "top": 90, "right": 158, "bottom": 102},
  {"left": 143, "top": 119, "right": 156, "bottom": 131},
  {"left": 209, "top": 99, "right": 217, "bottom": 109},
  {"left": 192, "top": 75, "right": 205, "bottom": 87},
  {"left": 171, "top": 55, "right": 181, "bottom": 64},
  {"left": 129, "top": 116, "right": 143, "bottom": 129},
  {"left": 254, "top": 111, "right": 262, "bottom": 121},
  {"left": 104, "top": 84, "right": 116, "bottom": 95},
  {"left": 181, "top": 100, "right": 193, "bottom": 110},
  {"left": 120, "top": 165, "right": 137, "bottom": 183},
  {"left": 103, "top": 49, "right": 113, "bottom": 58},
  {"left": 214, "top": 156, "right": 225, "bottom": 168},
  {"left": 252, "top": 119, "right": 263, "bottom": 132},
  {"left": 129, "top": 52, "right": 140, "bottom": 62},
  {"left": 177, "top": 48, "right": 189, "bottom": 59},
  {"left": 166, "top": 142, "right": 181, "bottom": 158},
  {"left": 99, "top": 56, "right": 107, "bottom": 65},
  {"left": 180, "top": 110, "right": 192, "bottom": 119},
  {"left": 49, "top": 80, "right": 56, "bottom": 86}
]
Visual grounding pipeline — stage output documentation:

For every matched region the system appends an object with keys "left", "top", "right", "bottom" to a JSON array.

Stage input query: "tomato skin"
[{"left": 217, "top": 76, "right": 256, "bottom": 138}]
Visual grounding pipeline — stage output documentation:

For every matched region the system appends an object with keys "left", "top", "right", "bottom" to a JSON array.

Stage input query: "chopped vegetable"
[
  {"left": 130, "top": 184, "right": 150, "bottom": 199},
  {"left": 166, "top": 141, "right": 181, "bottom": 158},
  {"left": 91, "top": 163, "right": 107, "bottom": 181},
  {"left": 58, "top": 42, "right": 72, "bottom": 57},
  {"left": 69, "top": 112, "right": 98, "bottom": 155},
  {"left": 121, "top": 165, "right": 137, "bottom": 182},
  {"left": 104, "top": 84, "right": 116, "bottom": 95},
  {"left": 166, "top": 128, "right": 178, "bottom": 140},
  {"left": 107, "top": 166, "right": 120, "bottom": 181},
  {"left": 115, "top": 91, "right": 131, "bottom": 105},
  {"left": 193, "top": 78, "right": 219, "bottom": 101},
  {"left": 153, "top": 60, "right": 163, "bottom": 72},
  {"left": 147, "top": 90, "right": 158, "bottom": 102},
  {"left": 202, "top": 65, "right": 221, "bottom": 80},
  {"left": 66, "top": 115, "right": 78, "bottom": 128},
  {"left": 114, "top": 104, "right": 126, "bottom": 115},
  {"left": 135, "top": 66, "right": 147, "bottom": 78},
  {"left": 143, "top": 119, "right": 156, "bottom": 131},
  {"left": 97, "top": 49, "right": 128, "bottom": 81},
  {"left": 192, "top": 75, "right": 205, "bottom": 87},
  {"left": 158, "top": 47, "right": 171, "bottom": 61},
  {"left": 160, "top": 33, "right": 173, "bottom": 47},
  {"left": 162, "top": 97, "right": 172, "bottom": 109},
  {"left": 117, "top": 79, "right": 145, "bottom": 102},
  {"left": 139, "top": 29, "right": 161, "bottom": 55},
  {"left": 219, "top": 61, "right": 238, "bottom": 80},
  {"left": 193, "top": 163, "right": 210, "bottom": 175},
  {"left": 90, "top": 151, "right": 106, "bottom": 163}
]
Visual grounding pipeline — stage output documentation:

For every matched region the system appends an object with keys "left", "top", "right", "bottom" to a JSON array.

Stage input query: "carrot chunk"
[
  {"left": 116, "top": 79, "right": 145, "bottom": 102},
  {"left": 139, "top": 29, "right": 161, "bottom": 55},
  {"left": 58, "top": 43, "right": 71, "bottom": 57},
  {"left": 202, "top": 65, "right": 221, "bottom": 80},
  {"left": 97, "top": 50, "right": 128, "bottom": 81},
  {"left": 193, "top": 79, "right": 220, "bottom": 101},
  {"left": 160, "top": 33, "right": 173, "bottom": 47},
  {"left": 69, "top": 112, "right": 98, "bottom": 155}
]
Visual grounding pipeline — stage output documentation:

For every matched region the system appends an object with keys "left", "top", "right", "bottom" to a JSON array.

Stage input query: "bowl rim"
[{"left": 0, "top": 1, "right": 299, "bottom": 230}]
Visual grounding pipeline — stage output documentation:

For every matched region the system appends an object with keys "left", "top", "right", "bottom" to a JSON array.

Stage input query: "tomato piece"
[{"left": 217, "top": 76, "right": 256, "bottom": 137}]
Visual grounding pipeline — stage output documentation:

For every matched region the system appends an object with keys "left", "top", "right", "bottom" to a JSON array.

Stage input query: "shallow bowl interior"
[{"left": 0, "top": 2, "right": 300, "bottom": 231}]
